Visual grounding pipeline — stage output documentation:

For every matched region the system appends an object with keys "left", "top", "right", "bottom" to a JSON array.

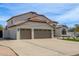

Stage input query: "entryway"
[{"left": 0, "top": 30, "right": 3, "bottom": 38}]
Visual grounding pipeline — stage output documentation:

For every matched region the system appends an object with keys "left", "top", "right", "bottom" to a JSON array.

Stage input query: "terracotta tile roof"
[
  {"left": 7, "top": 21, "right": 47, "bottom": 28},
  {"left": 7, "top": 11, "right": 39, "bottom": 22},
  {"left": 56, "top": 25, "right": 68, "bottom": 29},
  {"left": 7, "top": 12, "right": 58, "bottom": 28}
]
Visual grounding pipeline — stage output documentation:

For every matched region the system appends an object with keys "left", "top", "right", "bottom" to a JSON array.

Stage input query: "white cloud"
[{"left": 55, "top": 6, "right": 79, "bottom": 27}]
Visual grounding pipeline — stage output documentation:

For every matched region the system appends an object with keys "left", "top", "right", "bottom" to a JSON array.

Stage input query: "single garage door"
[
  {"left": 34, "top": 29, "right": 52, "bottom": 39},
  {"left": 20, "top": 29, "right": 31, "bottom": 39}
]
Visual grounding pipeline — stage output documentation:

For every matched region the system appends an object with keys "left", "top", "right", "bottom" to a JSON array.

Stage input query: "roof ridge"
[{"left": 7, "top": 11, "right": 39, "bottom": 22}]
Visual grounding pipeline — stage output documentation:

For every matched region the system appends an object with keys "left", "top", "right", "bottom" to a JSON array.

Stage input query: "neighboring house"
[
  {"left": 3, "top": 12, "right": 68, "bottom": 40},
  {"left": 55, "top": 25, "right": 68, "bottom": 37},
  {"left": 68, "top": 32, "right": 79, "bottom": 37},
  {"left": 75, "top": 32, "right": 79, "bottom": 37}
]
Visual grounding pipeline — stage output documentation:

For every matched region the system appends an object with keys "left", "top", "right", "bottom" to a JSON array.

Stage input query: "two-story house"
[{"left": 3, "top": 12, "right": 68, "bottom": 40}]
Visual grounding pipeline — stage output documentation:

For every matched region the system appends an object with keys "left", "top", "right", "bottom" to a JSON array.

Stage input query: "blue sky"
[{"left": 0, "top": 3, "right": 79, "bottom": 27}]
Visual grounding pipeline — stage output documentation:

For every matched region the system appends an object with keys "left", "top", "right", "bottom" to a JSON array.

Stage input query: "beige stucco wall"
[
  {"left": 17, "top": 21, "right": 54, "bottom": 39},
  {"left": 4, "top": 21, "right": 54, "bottom": 39},
  {"left": 3, "top": 28, "right": 17, "bottom": 39},
  {"left": 9, "top": 29, "right": 17, "bottom": 39},
  {"left": 17, "top": 21, "right": 53, "bottom": 29},
  {"left": 3, "top": 29, "right": 9, "bottom": 38},
  {"left": 7, "top": 13, "right": 56, "bottom": 28},
  {"left": 55, "top": 27, "right": 68, "bottom": 37},
  {"left": 7, "top": 13, "right": 37, "bottom": 27},
  {"left": 55, "top": 28, "right": 61, "bottom": 37}
]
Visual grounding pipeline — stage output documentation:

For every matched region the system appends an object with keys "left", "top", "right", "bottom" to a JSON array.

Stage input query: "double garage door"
[{"left": 20, "top": 29, "right": 52, "bottom": 39}]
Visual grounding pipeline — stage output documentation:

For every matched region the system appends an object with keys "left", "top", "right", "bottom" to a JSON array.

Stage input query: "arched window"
[{"left": 62, "top": 29, "right": 67, "bottom": 35}]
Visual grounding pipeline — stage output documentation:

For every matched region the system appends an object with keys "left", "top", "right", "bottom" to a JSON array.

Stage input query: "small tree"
[
  {"left": 75, "top": 24, "right": 79, "bottom": 32},
  {"left": 69, "top": 27, "right": 75, "bottom": 32},
  {"left": 0, "top": 25, "right": 3, "bottom": 30}
]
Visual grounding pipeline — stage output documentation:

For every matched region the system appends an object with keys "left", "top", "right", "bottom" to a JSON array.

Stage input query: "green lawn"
[{"left": 63, "top": 38, "right": 79, "bottom": 42}]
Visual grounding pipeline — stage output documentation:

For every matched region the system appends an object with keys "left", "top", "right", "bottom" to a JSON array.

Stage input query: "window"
[{"left": 62, "top": 29, "right": 67, "bottom": 35}]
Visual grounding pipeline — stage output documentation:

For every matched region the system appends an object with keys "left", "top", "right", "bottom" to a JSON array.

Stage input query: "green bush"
[
  {"left": 64, "top": 37, "right": 79, "bottom": 42},
  {"left": 0, "top": 25, "right": 3, "bottom": 30}
]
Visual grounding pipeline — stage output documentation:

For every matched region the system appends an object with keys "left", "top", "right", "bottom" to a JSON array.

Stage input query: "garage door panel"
[
  {"left": 34, "top": 29, "right": 52, "bottom": 39},
  {"left": 20, "top": 29, "right": 31, "bottom": 39}
]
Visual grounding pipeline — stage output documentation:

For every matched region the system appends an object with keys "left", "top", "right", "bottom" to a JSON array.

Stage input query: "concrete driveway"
[{"left": 0, "top": 38, "right": 79, "bottom": 56}]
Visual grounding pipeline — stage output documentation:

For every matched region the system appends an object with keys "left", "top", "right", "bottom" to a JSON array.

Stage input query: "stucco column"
[
  {"left": 52, "top": 29, "right": 54, "bottom": 38},
  {"left": 16, "top": 28, "right": 20, "bottom": 40},
  {"left": 32, "top": 28, "right": 34, "bottom": 39}
]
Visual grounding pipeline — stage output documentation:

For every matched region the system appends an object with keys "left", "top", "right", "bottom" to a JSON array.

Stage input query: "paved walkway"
[{"left": 0, "top": 38, "right": 79, "bottom": 56}]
